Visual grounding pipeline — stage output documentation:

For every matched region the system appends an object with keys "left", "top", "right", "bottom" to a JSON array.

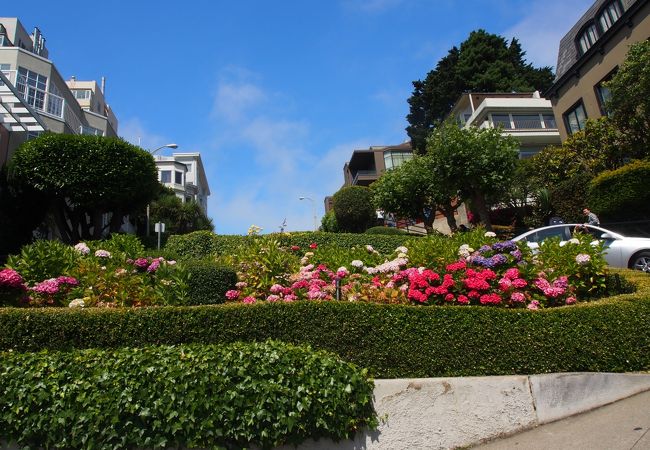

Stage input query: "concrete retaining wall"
[{"left": 277, "top": 372, "right": 650, "bottom": 450}]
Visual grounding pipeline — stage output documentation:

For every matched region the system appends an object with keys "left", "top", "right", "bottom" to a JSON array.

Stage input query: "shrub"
[
  {"left": 332, "top": 186, "right": 377, "bottom": 233},
  {"left": 0, "top": 341, "right": 376, "bottom": 449},
  {"left": 183, "top": 259, "right": 237, "bottom": 305},
  {"left": 0, "top": 269, "right": 647, "bottom": 378},
  {"left": 549, "top": 172, "right": 592, "bottom": 223},
  {"left": 588, "top": 159, "right": 650, "bottom": 222},
  {"left": 93, "top": 233, "right": 145, "bottom": 259},
  {"left": 364, "top": 226, "right": 409, "bottom": 235},
  {"left": 320, "top": 210, "right": 339, "bottom": 232},
  {"left": 6, "top": 240, "right": 79, "bottom": 285}
]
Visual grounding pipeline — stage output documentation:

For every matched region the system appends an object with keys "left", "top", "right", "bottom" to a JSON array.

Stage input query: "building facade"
[
  {"left": 546, "top": 0, "right": 650, "bottom": 140},
  {"left": 0, "top": 17, "right": 118, "bottom": 163},
  {"left": 154, "top": 153, "right": 210, "bottom": 214},
  {"left": 449, "top": 91, "right": 561, "bottom": 158},
  {"left": 342, "top": 141, "right": 413, "bottom": 188}
]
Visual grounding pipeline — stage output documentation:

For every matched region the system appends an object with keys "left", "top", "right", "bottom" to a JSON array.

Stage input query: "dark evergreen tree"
[{"left": 406, "top": 30, "right": 554, "bottom": 153}]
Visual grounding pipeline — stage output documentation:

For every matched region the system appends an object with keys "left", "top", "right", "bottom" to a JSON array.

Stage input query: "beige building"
[
  {"left": 449, "top": 91, "right": 561, "bottom": 158},
  {"left": 154, "top": 153, "right": 211, "bottom": 214},
  {"left": 0, "top": 17, "right": 118, "bottom": 162},
  {"left": 342, "top": 141, "right": 413, "bottom": 188},
  {"left": 546, "top": 0, "right": 650, "bottom": 140}
]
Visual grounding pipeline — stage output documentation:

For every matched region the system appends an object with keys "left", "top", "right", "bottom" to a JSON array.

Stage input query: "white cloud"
[
  {"left": 502, "top": 0, "right": 596, "bottom": 70},
  {"left": 212, "top": 82, "right": 267, "bottom": 123}
]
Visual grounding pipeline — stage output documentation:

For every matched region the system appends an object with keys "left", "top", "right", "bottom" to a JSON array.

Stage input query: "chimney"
[{"left": 101, "top": 77, "right": 106, "bottom": 95}]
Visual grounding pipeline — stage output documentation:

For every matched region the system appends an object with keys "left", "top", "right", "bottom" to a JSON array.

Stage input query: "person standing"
[{"left": 583, "top": 208, "right": 600, "bottom": 225}]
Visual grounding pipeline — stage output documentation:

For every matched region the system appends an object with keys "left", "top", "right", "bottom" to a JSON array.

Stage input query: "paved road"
[{"left": 473, "top": 389, "right": 650, "bottom": 450}]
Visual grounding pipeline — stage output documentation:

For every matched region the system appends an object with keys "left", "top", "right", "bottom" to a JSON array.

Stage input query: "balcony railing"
[{"left": 352, "top": 169, "right": 377, "bottom": 185}]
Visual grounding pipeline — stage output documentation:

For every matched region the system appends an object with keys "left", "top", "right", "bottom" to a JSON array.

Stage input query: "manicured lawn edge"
[{"left": 1, "top": 270, "right": 647, "bottom": 378}]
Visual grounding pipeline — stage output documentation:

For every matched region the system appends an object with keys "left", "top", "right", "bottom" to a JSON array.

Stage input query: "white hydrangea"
[
  {"left": 351, "top": 260, "right": 364, "bottom": 268},
  {"left": 68, "top": 299, "right": 85, "bottom": 308},
  {"left": 484, "top": 231, "right": 497, "bottom": 238}
]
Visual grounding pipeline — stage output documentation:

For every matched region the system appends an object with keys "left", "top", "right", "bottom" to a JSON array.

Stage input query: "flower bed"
[{"left": 225, "top": 229, "right": 622, "bottom": 309}]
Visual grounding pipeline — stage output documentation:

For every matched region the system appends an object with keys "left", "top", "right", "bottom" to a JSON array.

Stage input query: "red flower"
[
  {"left": 309, "top": 243, "right": 318, "bottom": 249},
  {"left": 291, "top": 245, "right": 300, "bottom": 251}
]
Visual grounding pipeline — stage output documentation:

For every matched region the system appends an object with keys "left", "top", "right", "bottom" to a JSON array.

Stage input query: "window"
[
  {"left": 0, "top": 63, "right": 9, "bottom": 86},
  {"left": 16, "top": 67, "right": 47, "bottom": 111},
  {"left": 594, "top": 69, "right": 617, "bottom": 116},
  {"left": 564, "top": 101, "right": 587, "bottom": 135},
  {"left": 512, "top": 115, "right": 542, "bottom": 129},
  {"left": 383, "top": 150, "right": 412, "bottom": 170},
  {"left": 599, "top": 1, "right": 623, "bottom": 32},
  {"left": 175, "top": 171, "right": 183, "bottom": 185},
  {"left": 542, "top": 114, "right": 557, "bottom": 129},
  {"left": 47, "top": 82, "right": 63, "bottom": 117},
  {"left": 577, "top": 23, "right": 598, "bottom": 54},
  {"left": 491, "top": 114, "right": 512, "bottom": 129},
  {"left": 160, "top": 170, "right": 171, "bottom": 183},
  {"left": 80, "top": 125, "right": 103, "bottom": 136},
  {"left": 71, "top": 89, "right": 91, "bottom": 100}
]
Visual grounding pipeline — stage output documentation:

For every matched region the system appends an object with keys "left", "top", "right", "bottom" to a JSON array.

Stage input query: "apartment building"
[
  {"left": 154, "top": 153, "right": 210, "bottom": 214},
  {"left": 449, "top": 91, "right": 561, "bottom": 158},
  {"left": 0, "top": 17, "right": 118, "bottom": 162},
  {"left": 546, "top": 0, "right": 650, "bottom": 140},
  {"left": 342, "top": 141, "right": 413, "bottom": 188}
]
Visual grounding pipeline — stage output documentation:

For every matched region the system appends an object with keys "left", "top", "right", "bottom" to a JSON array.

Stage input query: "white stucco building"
[{"left": 154, "top": 153, "right": 210, "bottom": 214}]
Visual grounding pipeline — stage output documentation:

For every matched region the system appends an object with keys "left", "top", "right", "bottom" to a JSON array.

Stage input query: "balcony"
[{"left": 352, "top": 169, "right": 378, "bottom": 186}]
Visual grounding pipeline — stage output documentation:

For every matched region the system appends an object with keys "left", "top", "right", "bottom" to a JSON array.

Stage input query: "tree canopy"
[
  {"left": 148, "top": 187, "right": 214, "bottom": 235},
  {"left": 426, "top": 121, "right": 519, "bottom": 230},
  {"left": 406, "top": 29, "right": 554, "bottom": 153},
  {"left": 605, "top": 39, "right": 650, "bottom": 156},
  {"left": 8, "top": 134, "right": 159, "bottom": 243},
  {"left": 332, "top": 186, "right": 376, "bottom": 233}
]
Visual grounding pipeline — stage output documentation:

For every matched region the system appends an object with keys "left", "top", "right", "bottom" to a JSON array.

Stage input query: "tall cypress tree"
[{"left": 406, "top": 30, "right": 554, "bottom": 154}]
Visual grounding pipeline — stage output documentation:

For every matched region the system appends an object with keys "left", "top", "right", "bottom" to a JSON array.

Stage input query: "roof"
[{"left": 552, "top": 0, "right": 642, "bottom": 86}]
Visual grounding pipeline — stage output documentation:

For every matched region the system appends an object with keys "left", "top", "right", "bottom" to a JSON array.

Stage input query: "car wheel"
[{"left": 629, "top": 251, "right": 650, "bottom": 272}]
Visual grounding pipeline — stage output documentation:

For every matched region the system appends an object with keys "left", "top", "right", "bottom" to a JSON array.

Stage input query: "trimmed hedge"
[
  {"left": 0, "top": 341, "right": 376, "bottom": 449},
  {"left": 165, "top": 231, "right": 414, "bottom": 260},
  {"left": 1, "top": 270, "right": 648, "bottom": 378},
  {"left": 183, "top": 259, "right": 237, "bottom": 305},
  {"left": 588, "top": 159, "right": 650, "bottom": 221}
]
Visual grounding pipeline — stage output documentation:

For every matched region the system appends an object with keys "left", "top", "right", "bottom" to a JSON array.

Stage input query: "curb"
[{"left": 275, "top": 372, "right": 650, "bottom": 450}]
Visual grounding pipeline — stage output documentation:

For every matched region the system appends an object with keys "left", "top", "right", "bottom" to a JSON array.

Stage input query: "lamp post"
[
  {"left": 146, "top": 143, "right": 178, "bottom": 236},
  {"left": 299, "top": 196, "right": 318, "bottom": 231}
]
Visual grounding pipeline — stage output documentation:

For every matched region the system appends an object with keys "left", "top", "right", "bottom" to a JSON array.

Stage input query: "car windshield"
[
  {"left": 524, "top": 226, "right": 570, "bottom": 243},
  {"left": 571, "top": 225, "right": 606, "bottom": 240}
]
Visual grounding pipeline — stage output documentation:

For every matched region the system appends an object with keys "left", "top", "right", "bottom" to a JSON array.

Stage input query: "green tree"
[
  {"left": 605, "top": 40, "right": 650, "bottom": 156},
  {"left": 332, "top": 186, "right": 376, "bottom": 233},
  {"left": 426, "top": 121, "right": 519, "bottom": 230},
  {"left": 320, "top": 210, "right": 339, "bottom": 232},
  {"left": 8, "top": 134, "right": 158, "bottom": 243},
  {"left": 407, "top": 29, "right": 554, "bottom": 153},
  {"left": 371, "top": 156, "right": 459, "bottom": 233},
  {"left": 588, "top": 160, "right": 650, "bottom": 222},
  {"left": 149, "top": 187, "right": 214, "bottom": 235}
]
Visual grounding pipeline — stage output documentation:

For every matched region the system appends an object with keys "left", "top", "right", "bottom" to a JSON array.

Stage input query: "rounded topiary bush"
[
  {"left": 0, "top": 340, "right": 377, "bottom": 449},
  {"left": 588, "top": 159, "right": 650, "bottom": 221},
  {"left": 183, "top": 259, "right": 237, "bottom": 305}
]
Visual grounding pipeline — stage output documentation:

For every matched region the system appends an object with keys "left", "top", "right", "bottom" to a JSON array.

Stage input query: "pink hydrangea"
[
  {"left": 242, "top": 296, "right": 256, "bottom": 304},
  {"left": 512, "top": 278, "right": 528, "bottom": 288},
  {"left": 225, "top": 290, "right": 240, "bottom": 300},
  {"left": 269, "top": 284, "right": 284, "bottom": 294},
  {"left": 266, "top": 294, "right": 280, "bottom": 302},
  {"left": 56, "top": 276, "right": 78, "bottom": 286},
  {"left": 504, "top": 267, "right": 520, "bottom": 280},
  {"left": 134, "top": 258, "right": 149, "bottom": 269},
  {"left": 94, "top": 249, "right": 111, "bottom": 258},
  {"left": 457, "top": 295, "right": 470, "bottom": 304},
  {"left": 74, "top": 242, "right": 90, "bottom": 255},
  {"left": 565, "top": 296, "right": 577, "bottom": 305},
  {"left": 575, "top": 254, "right": 591, "bottom": 264},
  {"left": 0, "top": 268, "right": 24, "bottom": 289},
  {"left": 479, "top": 293, "right": 502, "bottom": 305},
  {"left": 32, "top": 279, "right": 60, "bottom": 295},
  {"left": 511, "top": 292, "right": 526, "bottom": 303},
  {"left": 146, "top": 260, "right": 160, "bottom": 273},
  {"left": 527, "top": 300, "right": 541, "bottom": 310}
]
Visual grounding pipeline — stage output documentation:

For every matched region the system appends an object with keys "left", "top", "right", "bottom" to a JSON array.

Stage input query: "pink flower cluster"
[
  {"left": 31, "top": 276, "right": 79, "bottom": 295},
  {"left": 0, "top": 268, "right": 24, "bottom": 290},
  {"left": 128, "top": 256, "right": 169, "bottom": 273}
]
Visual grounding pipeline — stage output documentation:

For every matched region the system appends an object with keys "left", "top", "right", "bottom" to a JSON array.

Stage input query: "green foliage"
[
  {"left": 364, "top": 226, "right": 409, "bottom": 235},
  {"left": 605, "top": 40, "right": 650, "bottom": 156},
  {"left": 320, "top": 210, "right": 339, "bottom": 233},
  {"left": 93, "top": 233, "right": 146, "bottom": 259},
  {"left": 216, "top": 236, "right": 300, "bottom": 299},
  {"left": 183, "top": 259, "right": 237, "bottom": 305},
  {"left": 407, "top": 29, "right": 553, "bottom": 153},
  {"left": 8, "top": 134, "right": 158, "bottom": 243},
  {"left": 149, "top": 190, "right": 214, "bottom": 236},
  {"left": 0, "top": 271, "right": 648, "bottom": 377},
  {"left": 0, "top": 341, "right": 377, "bottom": 449},
  {"left": 588, "top": 159, "right": 650, "bottom": 222},
  {"left": 549, "top": 171, "right": 593, "bottom": 224},
  {"left": 426, "top": 121, "right": 519, "bottom": 229},
  {"left": 165, "top": 231, "right": 413, "bottom": 261},
  {"left": 6, "top": 240, "right": 79, "bottom": 285},
  {"left": 332, "top": 186, "right": 377, "bottom": 233}
]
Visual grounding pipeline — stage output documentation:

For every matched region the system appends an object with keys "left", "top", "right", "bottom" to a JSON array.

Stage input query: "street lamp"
[
  {"left": 299, "top": 196, "right": 318, "bottom": 231},
  {"left": 146, "top": 143, "right": 179, "bottom": 236}
]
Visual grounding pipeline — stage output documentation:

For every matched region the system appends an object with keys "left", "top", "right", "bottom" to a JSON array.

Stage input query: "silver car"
[{"left": 512, "top": 224, "right": 650, "bottom": 272}]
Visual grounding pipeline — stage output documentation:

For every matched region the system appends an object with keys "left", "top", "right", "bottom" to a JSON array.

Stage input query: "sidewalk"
[{"left": 473, "top": 389, "right": 650, "bottom": 450}]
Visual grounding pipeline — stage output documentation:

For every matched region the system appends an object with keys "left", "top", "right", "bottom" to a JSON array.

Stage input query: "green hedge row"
[
  {"left": 165, "top": 230, "right": 414, "bottom": 260},
  {"left": 1, "top": 271, "right": 648, "bottom": 378},
  {"left": 0, "top": 341, "right": 376, "bottom": 449},
  {"left": 184, "top": 259, "right": 237, "bottom": 305}
]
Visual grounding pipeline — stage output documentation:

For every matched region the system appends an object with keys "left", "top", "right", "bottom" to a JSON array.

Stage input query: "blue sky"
[{"left": 6, "top": 0, "right": 593, "bottom": 234}]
